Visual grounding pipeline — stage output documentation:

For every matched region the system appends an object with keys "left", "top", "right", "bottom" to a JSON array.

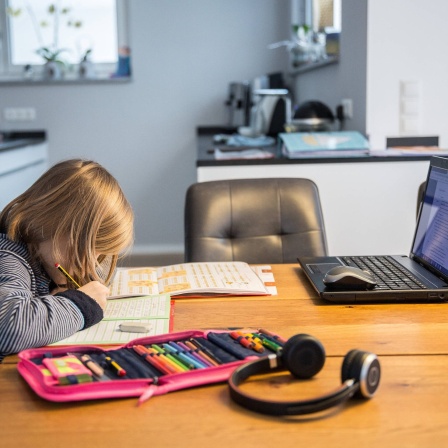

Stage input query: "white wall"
[
  {"left": 0, "top": 1, "right": 290, "bottom": 260},
  {"left": 366, "top": 0, "right": 448, "bottom": 149}
]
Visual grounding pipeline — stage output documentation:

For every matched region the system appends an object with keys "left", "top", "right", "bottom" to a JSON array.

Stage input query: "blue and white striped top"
[{"left": 0, "top": 234, "right": 103, "bottom": 361}]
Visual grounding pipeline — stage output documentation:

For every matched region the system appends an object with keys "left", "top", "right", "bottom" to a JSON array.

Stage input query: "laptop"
[{"left": 298, "top": 156, "right": 448, "bottom": 303}]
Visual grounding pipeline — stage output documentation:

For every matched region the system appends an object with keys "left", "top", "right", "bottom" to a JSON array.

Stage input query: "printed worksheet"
[{"left": 52, "top": 294, "right": 173, "bottom": 345}]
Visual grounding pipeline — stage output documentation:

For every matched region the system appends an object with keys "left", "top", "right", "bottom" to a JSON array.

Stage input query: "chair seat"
[{"left": 184, "top": 178, "right": 328, "bottom": 263}]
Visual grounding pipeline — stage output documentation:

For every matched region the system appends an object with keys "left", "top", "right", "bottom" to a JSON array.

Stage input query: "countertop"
[
  {"left": 0, "top": 130, "right": 47, "bottom": 153},
  {"left": 197, "top": 127, "right": 434, "bottom": 167}
]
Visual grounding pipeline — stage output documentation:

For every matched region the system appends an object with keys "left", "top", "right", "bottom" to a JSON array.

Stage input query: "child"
[{"left": 0, "top": 159, "right": 134, "bottom": 360}]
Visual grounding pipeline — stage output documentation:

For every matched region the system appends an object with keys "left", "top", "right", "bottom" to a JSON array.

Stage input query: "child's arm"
[{"left": 0, "top": 252, "right": 102, "bottom": 357}]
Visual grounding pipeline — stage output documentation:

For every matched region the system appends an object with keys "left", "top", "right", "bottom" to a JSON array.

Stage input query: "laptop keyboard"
[{"left": 341, "top": 256, "right": 427, "bottom": 290}]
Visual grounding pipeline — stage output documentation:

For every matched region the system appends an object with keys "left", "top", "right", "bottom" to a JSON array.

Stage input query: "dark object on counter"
[
  {"left": 184, "top": 178, "right": 327, "bottom": 264},
  {"left": 292, "top": 100, "right": 335, "bottom": 132},
  {"left": 225, "top": 82, "right": 251, "bottom": 127},
  {"left": 267, "top": 95, "right": 290, "bottom": 136},
  {"left": 386, "top": 136, "right": 439, "bottom": 148},
  {"left": 239, "top": 89, "right": 292, "bottom": 137}
]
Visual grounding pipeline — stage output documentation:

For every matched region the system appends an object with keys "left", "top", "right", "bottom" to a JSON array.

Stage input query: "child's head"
[{"left": 0, "top": 159, "right": 134, "bottom": 285}]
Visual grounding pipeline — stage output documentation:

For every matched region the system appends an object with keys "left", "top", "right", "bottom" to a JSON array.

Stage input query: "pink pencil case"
[{"left": 17, "top": 329, "right": 283, "bottom": 405}]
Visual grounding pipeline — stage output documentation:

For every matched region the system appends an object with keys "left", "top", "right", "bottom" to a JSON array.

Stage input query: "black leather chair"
[{"left": 184, "top": 178, "right": 328, "bottom": 263}]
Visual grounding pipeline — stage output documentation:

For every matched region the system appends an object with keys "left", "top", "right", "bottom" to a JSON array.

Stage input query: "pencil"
[{"left": 55, "top": 263, "right": 81, "bottom": 288}]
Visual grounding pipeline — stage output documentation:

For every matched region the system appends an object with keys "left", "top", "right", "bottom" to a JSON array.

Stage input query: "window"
[
  {"left": 0, "top": 0, "right": 129, "bottom": 81},
  {"left": 316, "top": 0, "right": 341, "bottom": 32},
  {"left": 288, "top": 0, "right": 341, "bottom": 70}
]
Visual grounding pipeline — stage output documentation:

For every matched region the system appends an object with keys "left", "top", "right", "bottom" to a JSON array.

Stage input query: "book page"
[
  {"left": 252, "top": 265, "right": 277, "bottom": 296},
  {"left": 156, "top": 262, "right": 269, "bottom": 296},
  {"left": 52, "top": 295, "right": 172, "bottom": 345},
  {"left": 109, "top": 267, "right": 159, "bottom": 298}
]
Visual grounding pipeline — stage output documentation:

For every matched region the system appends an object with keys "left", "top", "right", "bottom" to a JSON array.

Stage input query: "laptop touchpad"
[{"left": 308, "top": 263, "right": 341, "bottom": 274}]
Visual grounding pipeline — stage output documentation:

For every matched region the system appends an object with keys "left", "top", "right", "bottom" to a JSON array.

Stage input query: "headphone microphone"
[{"left": 228, "top": 333, "right": 381, "bottom": 416}]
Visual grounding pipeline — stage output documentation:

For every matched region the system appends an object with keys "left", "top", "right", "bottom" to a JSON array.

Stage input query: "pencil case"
[{"left": 17, "top": 328, "right": 285, "bottom": 405}]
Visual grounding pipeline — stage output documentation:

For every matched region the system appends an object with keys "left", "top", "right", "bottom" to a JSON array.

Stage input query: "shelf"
[{"left": 289, "top": 56, "right": 339, "bottom": 76}]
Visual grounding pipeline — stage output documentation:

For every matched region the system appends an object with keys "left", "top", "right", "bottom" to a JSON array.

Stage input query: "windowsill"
[{"left": 0, "top": 74, "right": 132, "bottom": 86}]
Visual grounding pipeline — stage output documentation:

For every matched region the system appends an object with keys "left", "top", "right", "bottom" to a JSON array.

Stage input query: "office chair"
[{"left": 184, "top": 178, "right": 328, "bottom": 263}]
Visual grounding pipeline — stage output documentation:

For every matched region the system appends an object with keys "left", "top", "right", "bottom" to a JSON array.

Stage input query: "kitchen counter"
[
  {"left": 197, "top": 126, "right": 433, "bottom": 166},
  {"left": 0, "top": 130, "right": 46, "bottom": 152}
]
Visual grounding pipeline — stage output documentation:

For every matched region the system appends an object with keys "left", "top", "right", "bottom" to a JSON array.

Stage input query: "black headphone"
[{"left": 228, "top": 333, "right": 380, "bottom": 416}]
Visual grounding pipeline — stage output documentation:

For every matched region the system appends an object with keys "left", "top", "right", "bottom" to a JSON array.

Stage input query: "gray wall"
[
  {"left": 293, "top": 0, "right": 368, "bottom": 133},
  {"left": 0, "top": 1, "right": 290, "bottom": 262}
]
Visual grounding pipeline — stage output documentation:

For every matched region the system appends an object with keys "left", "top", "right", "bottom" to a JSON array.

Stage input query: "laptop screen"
[{"left": 412, "top": 157, "right": 448, "bottom": 278}]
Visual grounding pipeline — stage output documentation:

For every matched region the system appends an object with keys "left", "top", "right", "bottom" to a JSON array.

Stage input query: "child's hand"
[{"left": 78, "top": 281, "right": 109, "bottom": 310}]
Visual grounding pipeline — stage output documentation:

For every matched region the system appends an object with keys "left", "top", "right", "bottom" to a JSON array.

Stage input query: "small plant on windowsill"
[
  {"left": 7, "top": 2, "right": 83, "bottom": 79},
  {"left": 79, "top": 49, "right": 96, "bottom": 79},
  {"left": 35, "top": 46, "right": 68, "bottom": 78}
]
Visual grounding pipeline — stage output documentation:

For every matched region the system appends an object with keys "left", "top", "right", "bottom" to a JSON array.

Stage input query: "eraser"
[
  {"left": 119, "top": 323, "right": 151, "bottom": 333},
  {"left": 42, "top": 355, "right": 93, "bottom": 385}
]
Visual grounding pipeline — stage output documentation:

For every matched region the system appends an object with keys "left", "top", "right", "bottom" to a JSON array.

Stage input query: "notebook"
[{"left": 298, "top": 156, "right": 448, "bottom": 303}]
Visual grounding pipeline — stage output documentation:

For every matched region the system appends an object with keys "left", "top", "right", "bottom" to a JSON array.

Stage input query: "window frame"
[{"left": 0, "top": 0, "right": 130, "bottom": 82}]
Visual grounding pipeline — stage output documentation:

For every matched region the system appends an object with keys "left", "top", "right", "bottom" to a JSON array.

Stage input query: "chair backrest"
[{"left": 184, "top": 178, "right": 328, "bottom": 263}]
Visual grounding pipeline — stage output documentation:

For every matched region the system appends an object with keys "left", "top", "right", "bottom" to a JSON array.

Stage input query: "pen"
[
  {"left": 240, "top": 332, "right": 264, "bottom": 353},
  {"left": 257, "top": 335, "right": 282, "bottom": 352},
  {"left": 167, "top": 341, "right": 208, "bottom": 368},
  {"left": 162, "top": 344, "right": 198, "bottom": 370},
  {"left": 184, "top": 340, "right": 219, "bottom": 366},
  {"left": 80, "top": 354, "right": 105, "bottom": 377},
  {"left": 133, "top": 345, "right": 172, "bottom": 375},
  {"left": 230, "top": 331, "right": 255, "bottom": 349},
  {"left": 55, "top": 263, "right": 81, "bottom": 288},
  {"left": 145, "top": 345, "right": 186, "bottom": 373},
  {"left": 104, "top": 355, "right": 126, "bottom": 377},
  {"left": 177, "top": 341, "right": 214, "bottom": 367},
  {"left": 258, "top": 328, "right": 287, "bottom": 345},
  {"left": 189, "top": 338, "right": 224, "bottom": 364}
]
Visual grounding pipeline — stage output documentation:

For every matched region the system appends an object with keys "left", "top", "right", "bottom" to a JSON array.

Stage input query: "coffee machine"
[
  {"left": 248, "top": 88, "right": 292, "bottom": 136},
  {"left": 225, "top": 82, "right": 251, "bottom": 128},
  {"left": 225, "top": 73, "right": 292, "bottom": 136}
]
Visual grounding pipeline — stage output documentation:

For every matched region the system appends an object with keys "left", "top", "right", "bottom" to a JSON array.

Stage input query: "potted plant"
[
  {"left": 79, "top": 49, "right": 95, "bottom": 79},
  {"left": 36, "top": 46, "right": 68, "bottom": 79}
]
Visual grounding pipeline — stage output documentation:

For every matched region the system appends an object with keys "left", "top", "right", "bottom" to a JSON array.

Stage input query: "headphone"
[{"left": 228, "top": 333, "right": 380, "bottom": 416}]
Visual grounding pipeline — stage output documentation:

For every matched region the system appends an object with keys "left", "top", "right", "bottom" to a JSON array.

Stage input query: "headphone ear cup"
[
  {"left": 281, "top": 334, "right": 325, "bottom": 379},
  {"left": 341, "top": 349, "right": 381, "bottom": 398}
]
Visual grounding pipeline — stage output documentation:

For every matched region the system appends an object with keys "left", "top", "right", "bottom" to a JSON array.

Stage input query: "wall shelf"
[{"left": 289, "top": 56, "right": 339, "bottom": 76}]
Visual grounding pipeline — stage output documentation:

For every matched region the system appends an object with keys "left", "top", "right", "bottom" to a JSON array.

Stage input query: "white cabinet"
[
  {"left": 0, "top": 142, "right": 49, "bottom": 211},
  {"left": 197, "top": 160, "right": 430, "bottom": 256}
]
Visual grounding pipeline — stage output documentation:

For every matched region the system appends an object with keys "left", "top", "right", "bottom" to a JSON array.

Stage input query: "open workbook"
[
  {"left": 109, "top": 261, "right": 275, "bottom": 298},
  {"left": 52, "top": 294, "right": 174, "bottom": 345}
]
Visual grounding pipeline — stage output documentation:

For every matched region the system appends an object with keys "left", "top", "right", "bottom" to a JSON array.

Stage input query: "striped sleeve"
[{"left": 0, "top": 250, "right": 100, "bottom": 357}]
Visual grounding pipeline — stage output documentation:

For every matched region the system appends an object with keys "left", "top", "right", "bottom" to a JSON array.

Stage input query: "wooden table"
[{"left": 2, "top": 264, "right": 448, "bottom": 447}]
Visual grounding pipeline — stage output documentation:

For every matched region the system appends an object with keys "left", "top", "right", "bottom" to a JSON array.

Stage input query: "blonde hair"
[{"left": 0, "top": 159, "right": 134, "bottom": 286}]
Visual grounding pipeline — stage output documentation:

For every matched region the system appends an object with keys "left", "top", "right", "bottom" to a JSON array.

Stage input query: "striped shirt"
[{"left": 0, "top": 234, "right": 103, "bottom": 361}]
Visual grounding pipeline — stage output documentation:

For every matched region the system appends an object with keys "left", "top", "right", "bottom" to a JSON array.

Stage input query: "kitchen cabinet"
[{"left": 0, "top": 132, "right": 48, "bottom": 211}]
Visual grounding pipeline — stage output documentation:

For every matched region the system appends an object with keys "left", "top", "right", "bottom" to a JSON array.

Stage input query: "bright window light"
[{"left": 7, "top": 0, "right": 118, "bottom": 65}]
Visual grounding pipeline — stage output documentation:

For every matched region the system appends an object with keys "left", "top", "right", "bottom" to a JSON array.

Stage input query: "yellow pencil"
[{"left": 55, "top": 263, "right": 81, "bottom": 288}]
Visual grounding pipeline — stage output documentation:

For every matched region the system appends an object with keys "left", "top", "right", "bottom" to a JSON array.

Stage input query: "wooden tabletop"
[{"left": 2, "top": 264, "right": 448, "bottom": 447}]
